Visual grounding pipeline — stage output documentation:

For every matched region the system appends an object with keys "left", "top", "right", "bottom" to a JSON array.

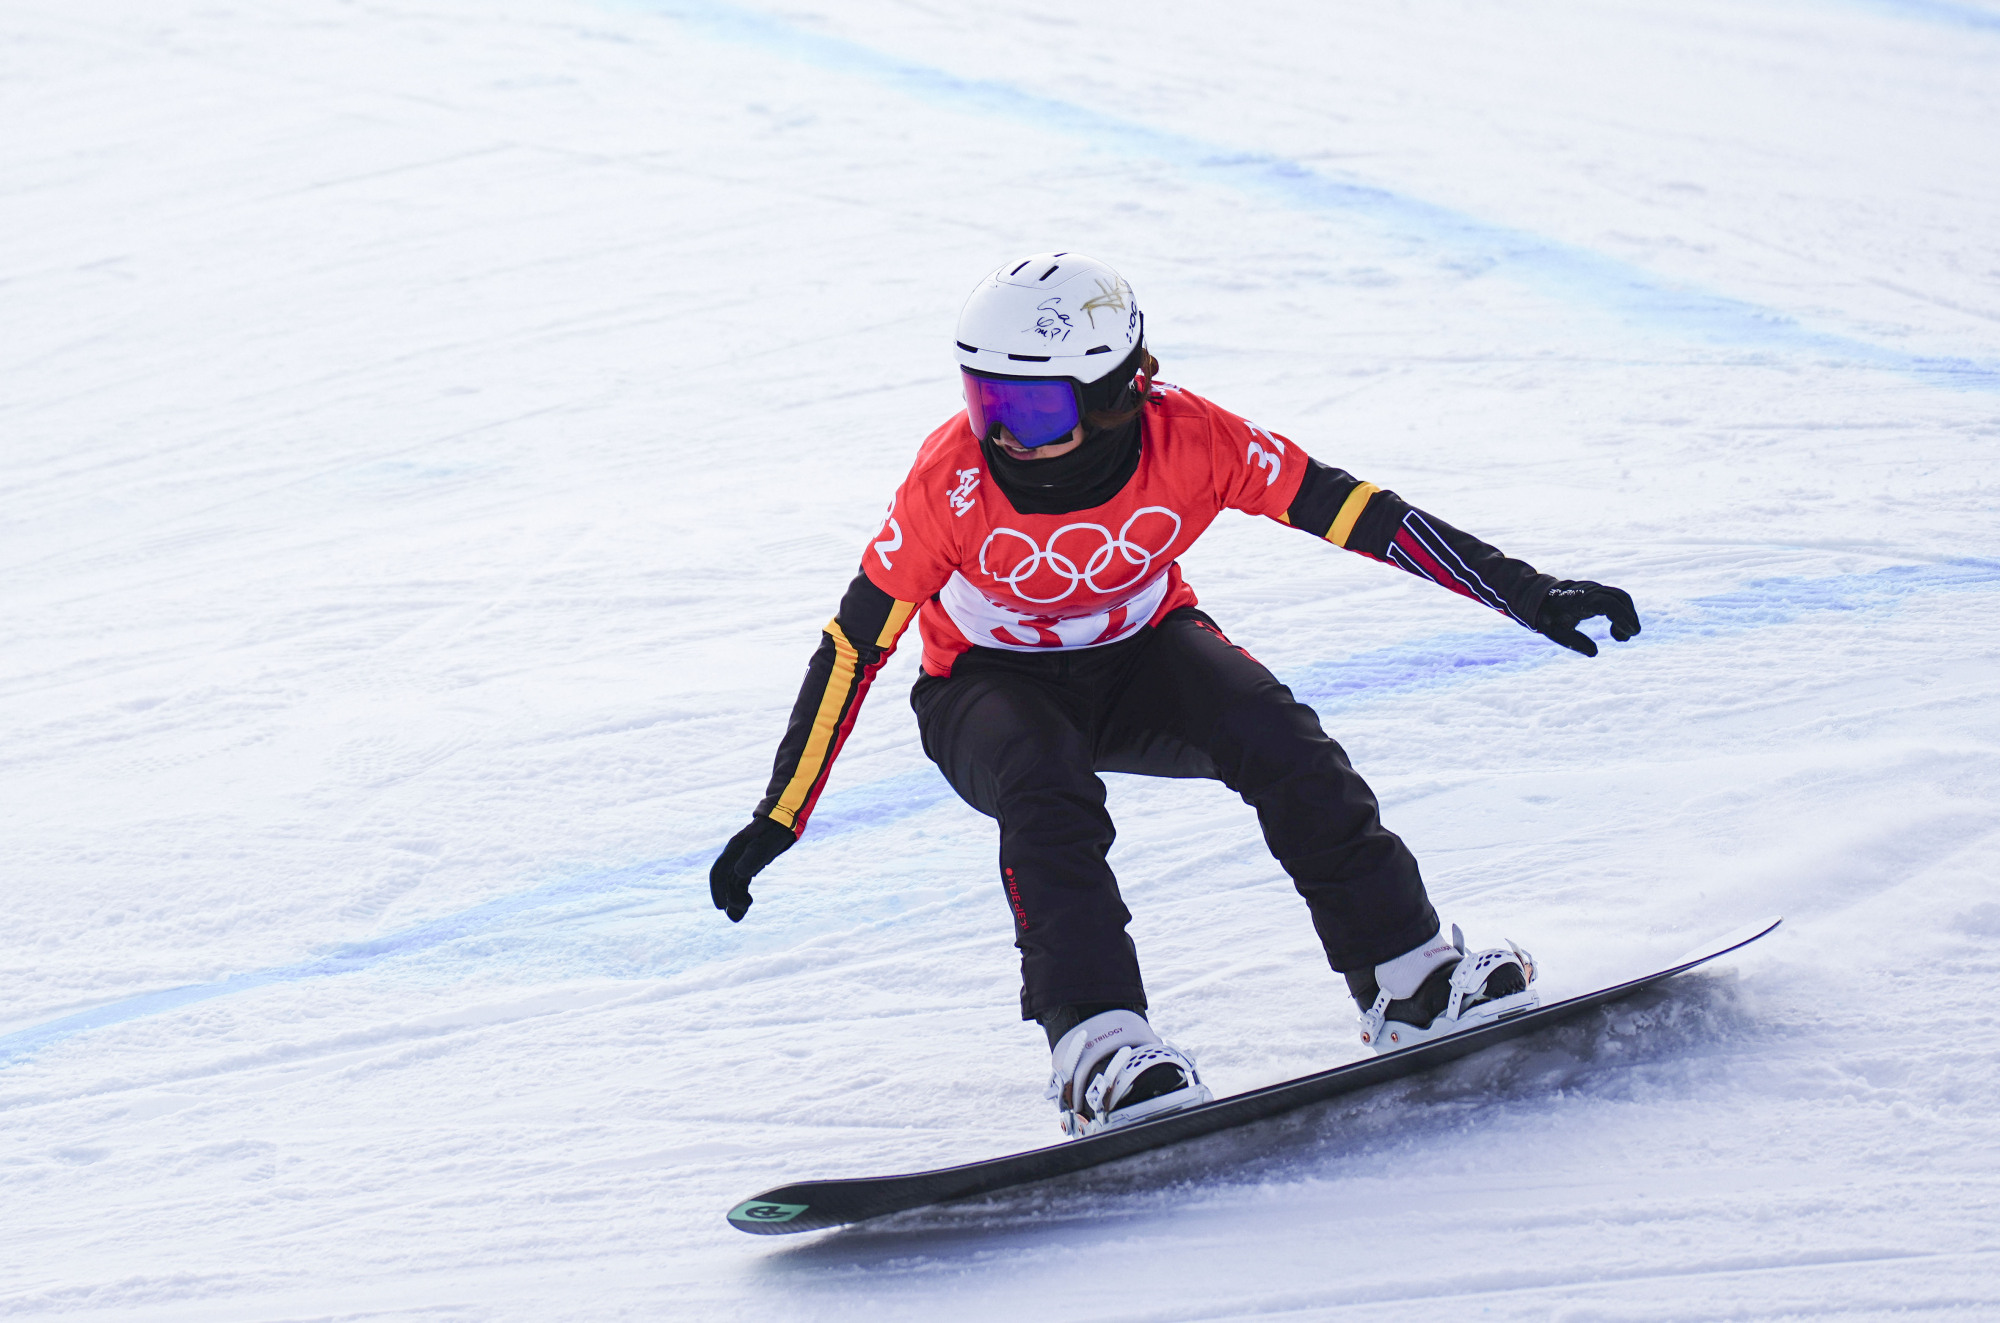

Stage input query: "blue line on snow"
[
  {"left": 1290, "top": 556, "right": 2000, "bottom": 710},
  {"left": 0, "top": 769, "right": 961, "bottom": 1069},
  {"left": 1851, "top": 0, "right": 2000, "bottom": 33},
  {"left": 4, "top": 558, "right": 1996, "bottom": 1068},
  {"left": 0, "top": 848, "right": 686, "bottom": 1068},
  {"left": 619, "top": 0, "right": 2000, "bottom": 389}
]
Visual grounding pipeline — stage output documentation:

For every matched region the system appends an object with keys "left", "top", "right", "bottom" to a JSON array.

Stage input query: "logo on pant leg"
[{"left": 1004, "top": 867, "right": 1031, "bottom": 930}]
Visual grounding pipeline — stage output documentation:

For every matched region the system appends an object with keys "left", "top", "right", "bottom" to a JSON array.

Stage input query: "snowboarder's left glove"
[
  {"left": 709, "top": 816, "right": 795, "bottom": 922},
  {"left": 1535, "top": 581, "right": 1641, "bottom": 657}
]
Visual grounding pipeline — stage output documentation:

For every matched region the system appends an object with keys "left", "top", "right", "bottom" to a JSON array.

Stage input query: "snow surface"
[{"left": 5, "top": 0, "right": 2000, "bottom": 1317}]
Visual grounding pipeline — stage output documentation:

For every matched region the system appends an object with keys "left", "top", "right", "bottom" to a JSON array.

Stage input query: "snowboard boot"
[
  {"left": 1045, "top": 1010, "right": 1212, "bottom": 1138},
  {"left": 1348, "top": 924, "right": 1539, "bottom": 1054}
]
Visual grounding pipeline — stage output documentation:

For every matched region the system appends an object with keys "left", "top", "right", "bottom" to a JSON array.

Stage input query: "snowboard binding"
[
  {"left": 1046, "top": 1010, "right": 1212, "bottom": 1137},
  {"left": 1358, "top": 926, "right": 1539, "bottom": 1053}
]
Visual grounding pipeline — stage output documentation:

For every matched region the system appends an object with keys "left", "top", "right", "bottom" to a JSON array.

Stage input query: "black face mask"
[{"left": 980, "top": 408, "right": 1143, "bottom": 515}]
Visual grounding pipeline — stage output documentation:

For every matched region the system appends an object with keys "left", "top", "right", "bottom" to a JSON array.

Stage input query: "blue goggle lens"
[{"left": 962, "top": 370, "right": 1081, "bottom": 448}]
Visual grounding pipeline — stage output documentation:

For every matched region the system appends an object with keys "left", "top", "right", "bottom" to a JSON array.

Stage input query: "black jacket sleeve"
[
  {"left": 752, "top": 569, "right": 919, "bottom": 836},
  {"left": 1284, "top": 457, "right": 1556, "bottom": 627}
]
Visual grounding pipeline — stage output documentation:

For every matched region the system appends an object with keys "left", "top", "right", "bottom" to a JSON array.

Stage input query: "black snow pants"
[{"left": 910, "top": 607, "right": 1438, "bottom": 1021}]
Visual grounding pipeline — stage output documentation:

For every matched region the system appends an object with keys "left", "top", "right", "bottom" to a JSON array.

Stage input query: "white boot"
[
  {"left": 1045, "top": 1010, "right": 1212, "bottom": 1137},
  {"left": 1357, "top": 924, "right": 1538, "bottom": 1054}
]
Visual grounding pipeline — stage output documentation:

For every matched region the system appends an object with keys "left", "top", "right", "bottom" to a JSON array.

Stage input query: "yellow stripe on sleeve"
[
  {"left": 876, "top": 599, "right": 917, "bottom": 649},
  {"left": 1326, "top": 482, "right": 1381, "bottom": 547},
  {"left": 769, "top": 620, "right": 861, "bottom": 829}
]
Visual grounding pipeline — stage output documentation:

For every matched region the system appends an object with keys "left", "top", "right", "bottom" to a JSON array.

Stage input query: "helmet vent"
[
  {"left": 1038, "top": 264, "right": 1060, "bottom": 281},
  {"left": 1085, "top": 345, "right": 1111, "bottom": 354},
  {"left": 955, "top": 341, "right": 980, "bottom": 352},
  {"left": 1009, "top": 260, "right": 1032, "bottom": 275},
  {"left": 1007, "top": 353, "right": 1051, "bottom": 362}
]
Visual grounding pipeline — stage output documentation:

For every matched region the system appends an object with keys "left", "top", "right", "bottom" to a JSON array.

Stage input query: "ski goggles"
[{"left": 961, "top": 367, "right": 1082, "bottom": 449}]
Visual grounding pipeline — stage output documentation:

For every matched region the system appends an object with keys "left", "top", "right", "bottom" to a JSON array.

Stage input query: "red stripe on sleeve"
[{"left": 1393, "top": 529, "right": 1482, "bottom": 603}]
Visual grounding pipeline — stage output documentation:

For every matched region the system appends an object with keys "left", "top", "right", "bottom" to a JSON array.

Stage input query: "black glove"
[
  {"left": 1535, "top": 580, "right": 1641, "bottom": 657},
  {"left": 709, "top": 817, "right": 796, "bottom": 922}
]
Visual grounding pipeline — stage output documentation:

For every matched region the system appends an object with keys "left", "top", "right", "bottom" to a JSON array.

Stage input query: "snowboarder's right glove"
[
  {"left": 1534, "top": 580, "right": 1641, "bottom": 657},
  {"left": 709, "top": 816, "right": 795, "bottom": 922}
]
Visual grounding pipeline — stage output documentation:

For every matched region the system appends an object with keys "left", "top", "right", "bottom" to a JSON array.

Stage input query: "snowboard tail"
[{"left": 727, "top": 916, "right": 1781, "bottom": 1235}]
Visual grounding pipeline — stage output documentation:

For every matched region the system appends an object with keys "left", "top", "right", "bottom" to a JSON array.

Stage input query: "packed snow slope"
[{"left": 5, "top": 0, "right": 1999, "bottom": 1318}]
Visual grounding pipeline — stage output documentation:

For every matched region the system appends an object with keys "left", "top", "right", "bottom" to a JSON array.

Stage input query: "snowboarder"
[{"left": 710, "top": 253, "right": 1640, "bottom": 1137}]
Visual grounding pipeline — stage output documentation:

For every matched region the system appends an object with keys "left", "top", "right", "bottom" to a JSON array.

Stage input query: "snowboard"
[{"left": 726, "top": 915, "right": 1781, "bottom": 1235}]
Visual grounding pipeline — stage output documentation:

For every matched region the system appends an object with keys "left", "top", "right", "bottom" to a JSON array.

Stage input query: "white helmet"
[{"left": 954, "top": 252, "right": 1144, "bottom": 384}]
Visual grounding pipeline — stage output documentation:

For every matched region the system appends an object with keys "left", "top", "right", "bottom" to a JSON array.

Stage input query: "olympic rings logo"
[{"left": 977, "top": 507, "right": 1183, "bottom": 603}]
